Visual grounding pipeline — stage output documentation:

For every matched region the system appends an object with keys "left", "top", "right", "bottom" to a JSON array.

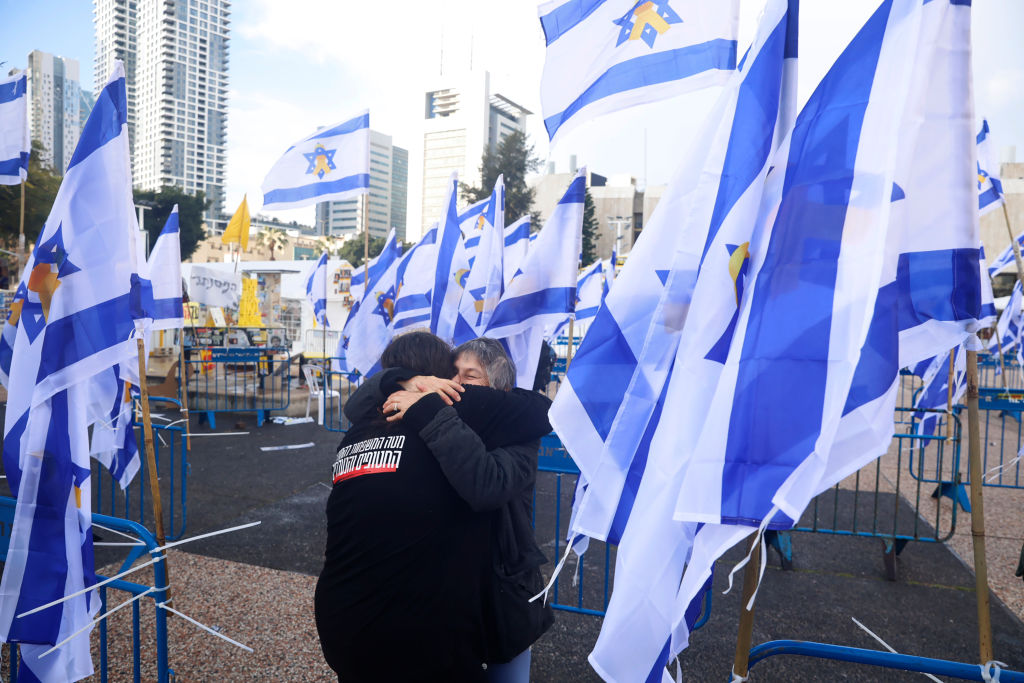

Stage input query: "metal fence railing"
[{"left": 182, "top": 347, "right": 291, "bottom": 428}]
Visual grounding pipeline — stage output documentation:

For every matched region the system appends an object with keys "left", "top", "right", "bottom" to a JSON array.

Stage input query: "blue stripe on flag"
[
  {"left": 262, "top": 173, "right": 370, "bottom": 206},
  {"left": 68, "top": 76, "right": 128, "bottom": 171},
  {"left": 544, "top": 40, "right": 738, "bottom": 141},
  {"left": 719, "top": 0, "right": 891, "bottom": 528},
  {"left": 977, "top": 118, "right": 990, "bottom": 145},
  {"left": 895, "top": 248, "right": 981, "bottom": 328},
  {"left": 430, "top": 180, "right": 462, "bottom": 335},
  {"left": 0, "top": 75, "right": 27, "bottom": 104},
  {"left": 36, "top": 294, "right": 135, "bottom": 384},
  {"left": 559, "top": 175, "right": 586, "bottom": 204},
  {"left": 394, "top": 293, "right": 431, "bottom": 315},
  {"left": 701, "top": 14, "right": 788, "bottom": 262},
  {"left": 0, "top": 153, "right": 30, "bottom": 177},
  {"left": 565, "top": 305, "right": 638, "bottom": 440},
  {"left": 150, "top": 297, "right": 183, "bottom": 320},
  {"left": 486, "top": 287, "right": 575, "bottom": 330},
  {"left": 505, "top": 222, "right": 531, "bottom": 246},
  {"left": 394, "top": 313, "right": 432, "bottom": 330},
  {"left": 979, "top": 185, "right": 1002, "bottom": 210},
  {"left": 310, "top": 112, "right": 370, "bottom": 140},
  {"left": 539, "top": 0, "right": 606, "bottom": 46}
]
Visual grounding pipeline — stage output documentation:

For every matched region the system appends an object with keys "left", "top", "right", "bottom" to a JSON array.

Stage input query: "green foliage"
[
  {"left": 0, "top": 140, "right": 63, "bottom": 249},
  {"left": 338, "top": 231, "right": 388, "bottom": 268},
  {"left": 134, "top": 186, "right": 210, "bottom": 262},
  {"left": 461, "top": 130, "right": 541, "bottom": 226},
  {"left": 581, "top": 188, "right": 598, "bottom": 267}
]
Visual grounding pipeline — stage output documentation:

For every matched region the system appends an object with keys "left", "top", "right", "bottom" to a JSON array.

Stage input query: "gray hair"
[{"left": 453, "top": 337, "right": 516, "bottom": 391}]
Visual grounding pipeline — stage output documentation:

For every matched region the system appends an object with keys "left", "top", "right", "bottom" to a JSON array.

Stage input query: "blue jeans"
[{"left": 487, "top": 647, "right": 531, "bottom": 683}]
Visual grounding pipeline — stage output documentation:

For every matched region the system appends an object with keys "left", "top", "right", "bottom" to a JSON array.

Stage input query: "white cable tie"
[
  {"left": 158, "top": 602, "right": 253, "bottom": 653},
  {"left": 530, "top": 539, "right": 575, "bottom": 605},
  {"left": 155, "top": 520, "right": 261, "bottom": 553},
  {"left": 851, "top": 617, "right": 941, "bottom": 682},
  {"left": 93, "top": 522, "right": 146, "bottom": 543},
  {"left": 981, "top": 660, "right": 1009, "bottom": 683},
  {"left": 730, "top": 668, "right": 749, "bottom": 682},
  {"left": 94, "top": 541, "right": 146, "bottom": 547},
  {"left": 571, "top": 549, "right": 583, "bottom": 588},
  {"left": 38, "top": 586, "right": 160, "bottom": 658},
  {"left": 985, "top": 455, "right": 1022, "bottom": 483},
  {"left": 18, "top": 555, "right": 166, "bottom": 618},
  {"left": 187, "top": 432, "right": 250, "bottom": 437}
]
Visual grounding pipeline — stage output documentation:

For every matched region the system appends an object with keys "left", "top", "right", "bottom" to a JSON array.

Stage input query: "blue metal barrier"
[
  {"left": 534, "top": 433, "right": 712, "bottom": 629},
  {"left": 746, "top": 640, "right": 1024, "bottom": 682},
  {"left": 93, "top": 419, "right": 189, "bottom": 541},
  {"left": 182, "top": 347, "right": 291, "bottom": 428},
  {"left": 322, "top": 360, "right": 360, "bottom": 433},
  {"left": 0, "top": 497, "right": 170, "bottom": 683}
]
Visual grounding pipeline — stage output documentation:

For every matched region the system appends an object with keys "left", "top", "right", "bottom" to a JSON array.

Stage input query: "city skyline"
[{"left": 3, "top": 0, "right": 1024, "bottom": 241}]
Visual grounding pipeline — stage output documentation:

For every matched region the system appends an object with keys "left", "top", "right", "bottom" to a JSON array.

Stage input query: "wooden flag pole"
[
  {"left": 731, "top": 536, "right": 762, "bottom": 681},
  {"left": 566, "top": 318, "right": 575, "bottom": 369},
  {"left": 965, "top": 350, "right": 993, "bottom": 663},
  {"left": 178, "top": 331, "right": 191, "bottom": 451},
  {"left": 136, "top": 336, "right": 171, "bottom": 598},
  {"left": 17, "top": 180, "right": 26, "bottom": 280},
  {"left": 946, "top": 349, "right": 955, "bottom": 440}
]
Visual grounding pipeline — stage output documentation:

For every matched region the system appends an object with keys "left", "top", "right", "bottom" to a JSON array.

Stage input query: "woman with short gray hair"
[{"left": 453, "top": 337, "right": 517, "bottom": 392}]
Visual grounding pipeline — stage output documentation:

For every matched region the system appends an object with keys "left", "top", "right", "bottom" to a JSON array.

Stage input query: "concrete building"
[
  {"left": 95, "top": 0, "right": 230, "bottom": 228},
  {"left": 530, "top": 164, "right": 653, "bottom": 261},
  {"left": 79, "top": 90, "right": 96, "bottom": 132},
  {"left": 315, "top": 130, "right": 408, "bottom": 241},
  {"left": 26, "top": 51, "right": 82, "bottom": 173},
  {"left": 421, "top": 70, "right": 530, "bottom": 234}
]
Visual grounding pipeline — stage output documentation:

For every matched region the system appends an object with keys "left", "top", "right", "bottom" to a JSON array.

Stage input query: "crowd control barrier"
[
  {"left": 93, "top": 413, "right": 189, "bottom": 542},
  {"left": 0, "top": 497, "right": 171, "bottom": 683},
  {"left": 745, "top": 641, "right": 1024, "bottom": 682},
  {"left": 534, "top": 434, "right": 712, "bottom": 629},
  {"left": 182, "top": 347, "right": 291, "bottom": 428},
  {"left": 321, "top": 360, "right": 361, "bottom": 434}
]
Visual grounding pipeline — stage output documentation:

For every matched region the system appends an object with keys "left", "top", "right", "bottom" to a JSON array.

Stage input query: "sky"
[{"left": 3, "top": 0, "right": 1023, "bottom": 241}]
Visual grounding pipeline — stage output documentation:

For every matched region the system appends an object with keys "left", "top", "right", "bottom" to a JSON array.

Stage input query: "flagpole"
[
  {"left": 136, "top": 336, "right": 171, "bottom": 599},
  {"left": 178, "top": 329, "right": 192, "bottom": 451},
  {"left": 945, "top": 349, "right": 955, "bottom": 440},
  {"left": 17, "top": 180, "right": 25, "bottom": 280},
  {"left": 965, "top": 350, "right": 993, "bottom": 663},
  {"left": 566, "top": 318, "right": 575, "bottom": 369},
  {"left": 323, "top": 252, "right": 328, "bottom": 361},
  {"left": 730, "top": 535, "right": 762, "bottom": 680},
  {"left": 1002, "top": 203, "right": 1024, "bottom": 288},
  {"left": 362, "top": 193, "right": 369, "bottom": 269}
]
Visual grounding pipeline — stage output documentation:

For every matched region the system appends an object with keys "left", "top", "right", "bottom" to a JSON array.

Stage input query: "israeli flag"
[
  {"left": 455, "top": 176, "right": 505, "bottom": 344},
  {"left": 989, "top": 280, "right": 1023, "bottom": 356},
  {"left": 551, "top": 260, "right": 606, "bottom": 339},
  {"left": 305, "top": 251, "right": 330, "bottom": 327},
  {"left": 391, "top": 227, "right": 438, "bottom": 332},
  {"left": 911, "top": 344, "right": 966, "bottom": 437},
  {"left": 977, "top": 118, "right": 1004, "bottom": 216},
  {"left": 459, "top": 197, "right": 489, "bottom": 265},
  {"left": 503, "top": 216, "right": 532, "bottom": 288},
  {"left": 430, "top": 173, "right": 471, "bottom": 343},
  {"left": 335, "top": 230, "right": 401, "bottom": 363},
  {"left": 979, "top": 246, "right": 997, "bottom": 326},
  {"left": 137, "top": 206, "right": 184, "bottom": 331},
  {"left": 343, "top": 251, "right": 403, "bottom": 376},
  {"left": 485, "top": 170, "right": 585, "bottom": 387},
  {"left": 261, "top": 110, "right": 370, "bottom": 211},
  {"left": 88, "top": 364, "right": 140, "bottom": 490},
  {"left": 553, "top": 2, "right": 799, "bottom": 678},
  {"left": 0, "top": 62, "right": 142, "bottom": 683},
  {"left": 539, "top": 0, "right": 739, "bottom": 146},
  {"left": 987, "top": 234, "right": 1023, "bottom": 279},
  {"left": 0, "top": 72, "right": 30, "bottom": 185}
]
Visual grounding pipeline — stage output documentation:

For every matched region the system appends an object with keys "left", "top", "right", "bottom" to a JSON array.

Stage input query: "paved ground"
[{"left": 4, "top": 404, "right": 1024, "bottom": 681}]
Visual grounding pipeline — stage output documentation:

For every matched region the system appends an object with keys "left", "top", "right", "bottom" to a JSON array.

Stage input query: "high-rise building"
[
  {"left": 26, "top": 51, "right": 82, "bottom": 173},
  {"left": 421, "top": 70, "right": 530, "bottom": 235},
  {"left": 94, "top": 0, "right": 230, "bottom": 228},
  {"left": 79, "top": 90, "right": 96, "bottom": 132},
  {"left": 315, "top": 130, "right": 408, "bottom": 241}
]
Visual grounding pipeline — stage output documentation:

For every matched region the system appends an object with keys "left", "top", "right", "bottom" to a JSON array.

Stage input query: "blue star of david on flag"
[
  {"left": 303, "top": 143, "right": 337, "bottom": 180},
  {"left": 372, "top": 285, "right": 397, "bottom": 325},
  {"left": 35, "top": 221, "right": 81, "bottom": 277},
  {"left": 614, "top": 1, "right": 683, "bottom": 49}
]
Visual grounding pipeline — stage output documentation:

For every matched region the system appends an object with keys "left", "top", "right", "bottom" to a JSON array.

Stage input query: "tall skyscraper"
[
  {"left": 316, "top": 129, "right": 408, "bottom": 241},
  {"left": 421, "top": 70, "right": 529, "bottom": 235},
  {"left": 94, "top": 0, "right": 230, "bottom": 227},
  {"left": 26, "top": 51, "right": 82, "bottom": 174}
]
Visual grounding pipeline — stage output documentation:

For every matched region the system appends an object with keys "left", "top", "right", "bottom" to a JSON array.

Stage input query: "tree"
[
  {"left": 338, "top": 231, "right": 387, "bottom": 268},
  {"left": 581, "top": 188, "right": 599, "bottom": 267},
  {"left": 255, "top": 227, "right": 290, "bottom": 261},
  {"left": 134, "top": 185, "right": 209, "bottom": 262},
  {"left": 0, "top": 140, "right": 63, "bottom": 249},
  {"left": 461, "top": 130, "right": 542, "bottom": 226}
]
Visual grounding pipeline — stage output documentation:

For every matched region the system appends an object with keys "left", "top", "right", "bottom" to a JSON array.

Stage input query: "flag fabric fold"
[
  {"left": 261, "top": 111, "right": 370, "bottom": 211},
  {"left": 0, "top": 72, "right": 30, "bottom": 185},
  {"left": 455, "top": 176, "right": 506, "bottom": 344},
  {"left": 306, "top": 251, "right": 330, "bottom": 328},
  {"left": 136, "top": 205, "right": 184, "bottom": 331},
  {"left": 977, "top": 118, "right": 1004, "bottom": 216}
]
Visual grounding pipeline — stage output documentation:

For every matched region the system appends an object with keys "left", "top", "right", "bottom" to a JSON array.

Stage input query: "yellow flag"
[{"left": 222, "top": 195, "right": 251, "bottom": 250}]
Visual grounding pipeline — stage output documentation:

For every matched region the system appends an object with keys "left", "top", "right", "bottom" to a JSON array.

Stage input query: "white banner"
[{"left": 188, "top": 265, "right": 241, "bottom": 308}]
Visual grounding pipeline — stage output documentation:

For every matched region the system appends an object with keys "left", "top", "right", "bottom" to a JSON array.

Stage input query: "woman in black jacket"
[
  {"left": 315, "top": 332, "right": 552, "bottom": 682},
  {"left": 349, "top": 337, "right": 554, "bottom": 682}
]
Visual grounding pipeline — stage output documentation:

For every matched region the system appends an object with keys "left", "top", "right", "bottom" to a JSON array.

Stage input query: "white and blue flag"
[
  {"left": 136, "top": 205, "right": 184, "bottom": 331},
  {"left": 551, "top": 260, "right": 606, "bottom": 339},
  {"left": 305, "top": 251, "right": 330, "bottom": 328},
  {"left": 549, "top": 2, "right": 799, "bottom": 677},
  {"left": 335, "top": 230, "right": 401, "bottom": 366},
  {"left": 987, "top": 234, "right": 1023, "bottom": 279},
  {"left": 455, "top": 176, "right": 505, "bottom": 344},
  {"left": 0, "top": 62, "right": 142, "bottom": 683},
  {"left": 538, "top": 0, "right": 739, "bottom": 146},
  {"left": 990, "top": 280, "right": 1023, "bottom": 356},
  {"left": 485, "top": 170, "right": 585, "bottom": 388},
  {"left": 343, "top": 239, "right": 404, "bottom": 376},
  {"left": 459, "top": 197, "right": 489, "bottom": 266},
  {"left": 503, "top": 216, "right": 532, "bottom": 288},
  {"left": 911, "top": 344, "right": 966, "bottom": 437},
  {"left": 430, "top": 173, "right": 471, "bottom": 343},
  {"left": 391, "top": 227, "right": 438, "bottom": 332},
  {"left": 261, "top": 110, "right": 370, "bottom": 211},
  {"left": 977, "top": 118, "right": 1004, "bottom": 216},
  {"left": 0, "top": 72, "right": 30, "bottom": 185}
]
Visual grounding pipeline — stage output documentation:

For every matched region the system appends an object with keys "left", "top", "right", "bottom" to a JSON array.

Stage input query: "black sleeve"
[
  {"left": 342, "top": 367, "right": 415, "bottom": 423},
  {"left": 416, "top": 406, "right": 539, "bottom": 512},
  {"left": 448, "top": 385, "right": 552, "bottom": 449}
]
